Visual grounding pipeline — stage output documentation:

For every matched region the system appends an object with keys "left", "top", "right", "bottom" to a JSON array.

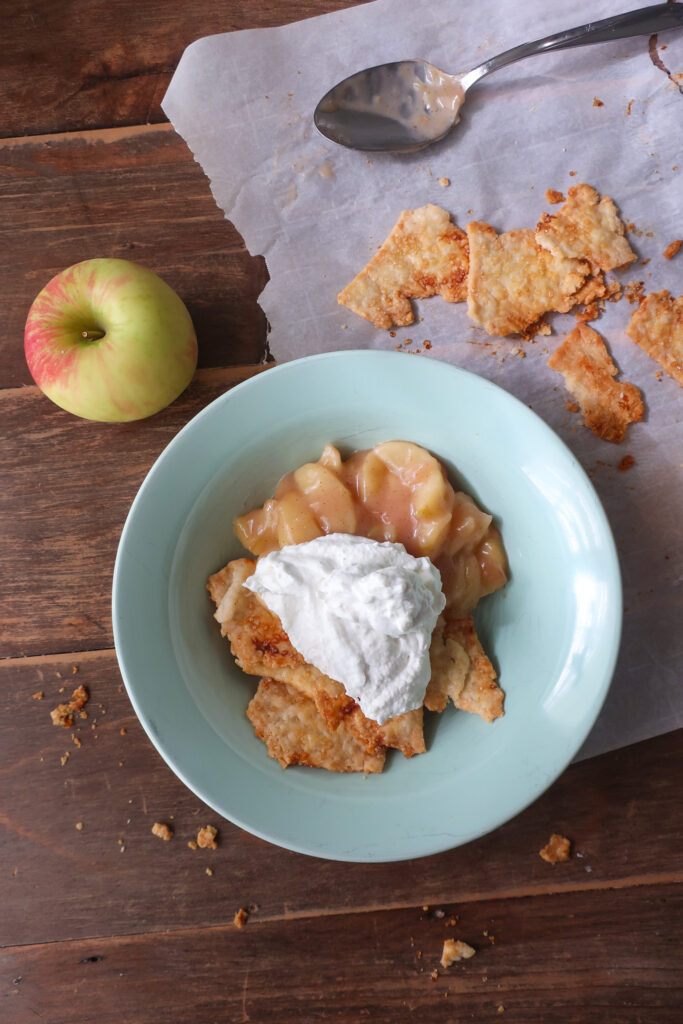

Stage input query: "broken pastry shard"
[
  {"left": 208, "top": 558, "right": 425, "bottom": 759},
  {"left": 247, "top": 678, "right": 386, "bottom": 773},
  {"left": 466, "top": 222, "right": 590, "bottom": 337},
  {"left": 626, "top": 290, "right": 683, "bottom": 386},
  {"left": 425, "top": 613, "right": 504, "bottom": 723},
  {"left": 536, "top": 184, "right": 637, "bottom": 273},
  {"left": 338, "top": 204, "right": 469, "bottom": 329},
  {"left": 548, "top": 323, "right": 644, "bottom": 443}
]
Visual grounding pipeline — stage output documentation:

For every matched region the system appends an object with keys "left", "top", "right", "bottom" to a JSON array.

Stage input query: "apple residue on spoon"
[{"left": 24, "top": 258, "right": 197, "bottom": 422}]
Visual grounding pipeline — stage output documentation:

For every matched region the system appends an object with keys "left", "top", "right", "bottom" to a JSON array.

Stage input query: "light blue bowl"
[{"left": 112, "top": 350, "right": 621, "bottom": 862}]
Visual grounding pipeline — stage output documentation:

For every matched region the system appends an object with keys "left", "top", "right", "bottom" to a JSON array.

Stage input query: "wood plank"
[
  {"left": 0, "top": 0, "right": 369, "bottom": 138},
  {"left": 2, "top": 883, "right": 681, "bottom": 1023},
  {"left": 0, "top": 126, "right": 267, "bottom": 389},
  {"left": 1, "top": 646, "right": 680, "bottom": 946},
  {"left": 0, "top": 368, "right": 263, "bottom": 659}
]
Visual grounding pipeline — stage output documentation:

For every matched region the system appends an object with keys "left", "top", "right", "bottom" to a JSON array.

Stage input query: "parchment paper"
[{"left": 163, "top": 0, "right": 683, "bottom": 761}]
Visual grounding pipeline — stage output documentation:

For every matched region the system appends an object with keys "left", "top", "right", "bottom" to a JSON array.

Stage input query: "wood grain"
[
  {"left": 1, "top": 645, "right": 681, "bottom": 947},
  {"left": 0, "top": 126, "right": 268, "bottom": 389},
  {"left": 2, "top": 884, "right": 681, "bottom": 1024},
  {"left": 0, "top": 368, "right": 262, "bottom": 659},
  {"left": 0, "top": 0, "right": 370, "bottom": 138}
]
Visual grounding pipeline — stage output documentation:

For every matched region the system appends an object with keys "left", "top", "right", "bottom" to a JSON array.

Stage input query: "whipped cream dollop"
[{"left": 243, "top": 533, "right": 445, "bottom": 724}]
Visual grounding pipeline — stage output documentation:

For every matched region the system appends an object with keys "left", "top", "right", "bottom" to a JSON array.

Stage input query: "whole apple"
[{"left": 24, "top": 258, "right": 198, "bottom": 422}]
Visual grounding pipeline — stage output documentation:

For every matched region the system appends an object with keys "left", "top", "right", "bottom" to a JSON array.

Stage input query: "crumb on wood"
[
  {"left": 51, "top": 684, "right": 89, "bottom": 728},
  {"left": 120, "top": 728, "right": 127, "bottom": 735},
  {"left": 540, "top": 833, "right": 571, "bottom": 864},
  {"left": 197, "top": 825, "right": 218, "bottom": 850},
  {"left": 663, "top": 239, "right": 682, "bottom": 260},
  {"left": 188, "top": 840, "right": 198, "bottom": 850},
  {"left": 498, "top": 1005, "right": 505, "bottom": 1014},
  {"left": 430, "top": 969, "right": 439, "bottom": 981},
  {"left": 441, "top": 939, "right": 476, "bottom": 967},
  {"left": 151, "top": 822, "right": 173, "bottom": 841},
  {"left": 51, "top": 704, "right": 74, "bottom": 728},
  {"left": 234, "top": 907, "right": 249, "bottom": 928},
  {"left": 444, "top": 915, "right": 458, "bottom": 927},
  {"left": 60, "top": 752, "right": 69, "bottom": 767},
  {"left": 72, "top": 735, "right": 82, "bottom": 747},
  {"left": 206, "top": 867, "right": 214, "bottom": 877},
  {"left": 75, "top": 822, "right": 83, "bottom": 831},
  {"left": 32, "top": 691, "right": 44, "bottom": 700}
]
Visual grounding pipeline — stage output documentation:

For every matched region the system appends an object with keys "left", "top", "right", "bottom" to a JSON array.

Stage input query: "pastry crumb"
[
  {"left": 197, "top": 825, "right": 218, "bottom": 850},
  {"left": 151, "top": 822, "right": 173, "bottom": 841},
  {"left": 663, "top": 239, "right": 682, "bottom": 260},
  {"left": 618, "top": 455, "right": 635, "bottom": 472},
  {"left": 75, "top": 822, "right": 83, "bottom": 831},
  {"left": 593, "top": 97, "right": 604, "bottom": 107},
  {"left": 234, "top": 907, "right": 249, "bottom": 928},
  {"left": 430, "top": 969, "right": 439, "bottom": 981},
  {"left": 188, "top": 840, "right": 198, "bottom": 850},
  {"left": 32, "top": 691, "right": 44, "bottom": 700},
  {"left": 540, "top": 833, "right": 571, "bottom": 864},
  {"left": 51, "top": 685, "right": 89, "bottom": 728},
  {"left": 438, "top": 177, "right": 450, "bottom": 187},
  {"left": 545, "top": 189, "right": 565, "bottom": 204},
  {"left": 206, "top": 867, "right": 214, "bottom": 877},
  {"left": 441, "top": 939, "right": 476, "bottom": 967},
  {"left": 51, "top": 704, "right": 74, "bottom": 728},
  {"left": 60, "top": 752, "right": 69, "bottom": 767}
]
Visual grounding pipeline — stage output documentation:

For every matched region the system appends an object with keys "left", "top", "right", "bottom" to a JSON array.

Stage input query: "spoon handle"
[{"left": 461, "top": 3, "right": 683, "bottom": 89}]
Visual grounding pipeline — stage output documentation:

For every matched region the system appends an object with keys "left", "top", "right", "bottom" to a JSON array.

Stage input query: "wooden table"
[{"left": 1, "top": 3, "right": 681, "bottom": 1021}]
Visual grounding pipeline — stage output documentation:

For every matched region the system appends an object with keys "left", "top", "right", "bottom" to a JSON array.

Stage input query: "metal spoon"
[{"left": 314, "top": 3, "right": 683, "bottom": 152}]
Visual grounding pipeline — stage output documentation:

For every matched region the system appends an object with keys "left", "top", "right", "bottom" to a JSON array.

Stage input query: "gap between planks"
[
  {"left": 0, "top": 363, "right": 268, "bottom": 400},
  {"left": 2, "top": 871, "right": 681, "bottom": 954},
  {"left": 0, "top": 121, "right": 175, "bottom": 150}
]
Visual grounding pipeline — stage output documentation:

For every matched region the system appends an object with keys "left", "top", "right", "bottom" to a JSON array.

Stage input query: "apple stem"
[{"left": 81, "top": 329, "right": 105, "bottom": 342}]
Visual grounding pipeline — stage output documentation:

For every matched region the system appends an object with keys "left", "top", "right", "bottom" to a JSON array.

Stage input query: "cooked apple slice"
[
  {"left": 276, "top": 491, "right": 324, "bottom": 547},
  {"left": 293, "top": 462, "right": 357, "bottom": 534}
]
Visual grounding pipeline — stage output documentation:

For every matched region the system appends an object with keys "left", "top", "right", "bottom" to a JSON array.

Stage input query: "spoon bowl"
[
  {"left": 314, "top": 59, "right": 464, "bottom": 153},
  {"left": 314, "top": 3, "right": 683, "bottom": 153}
]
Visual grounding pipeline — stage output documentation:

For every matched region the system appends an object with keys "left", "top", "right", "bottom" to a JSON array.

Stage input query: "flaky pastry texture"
[
  {"left": 548, "top": 323, "right": 644, "bottom": 442},
  {"left": 626, "top": 290, "right": 683, "bottom": 386},
  {"left": 535, "top": 184, "right": 637, "bottom": 272},
  {"left": 247, "top": 678, "right": 386, "bottom": 773},
  {"left": 466, "top": 223, "right": 590, "bottom": 336},
  {"left": 426, "top": 614, "right": 503, "bottom": 722},
  {"left": 338, "top": 204, "right": 469, "bottom": 329}
]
